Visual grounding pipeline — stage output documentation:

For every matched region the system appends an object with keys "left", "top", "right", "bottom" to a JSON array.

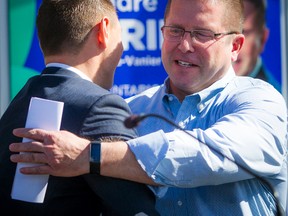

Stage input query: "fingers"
[
  {"left": 10, "top": 152, "right": 47, "bottom": 164},
  {"left": 10, "top": 151, "right": 52, "bottom": 175},
  {"left": 9, "top": 141, "right": 44, "bottom": 153},
  {"left": 10, "top": 128, "right": 90, "bottom": 177},
  {"left": 20, "top": 165, "right": 53, "bottom": 175},
  {"left": 19, "top": 165, "right": 76, "bottom": 177},
  {"left": 13, "top": 128, "right": 48, "bottom": 142}
]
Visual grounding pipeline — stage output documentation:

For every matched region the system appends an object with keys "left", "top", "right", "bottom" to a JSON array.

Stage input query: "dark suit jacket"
[{"left": 0, "top": 67, "right": 158, "bottom": 216}]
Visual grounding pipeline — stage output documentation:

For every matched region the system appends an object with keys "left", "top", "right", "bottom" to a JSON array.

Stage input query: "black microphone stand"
[{"left": 124, "top": 113, "right": 284, "bottom": 216}]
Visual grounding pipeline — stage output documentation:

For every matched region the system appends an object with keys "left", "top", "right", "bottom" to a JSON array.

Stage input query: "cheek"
[
  {"left": 243, "top": 37, "right": 261, "bottom": 53},
  {"left": 162, "top": 41, "right": 174, "bottom": 53},
  {"left": 161, "top": 42, "right": 173, "bottom": 64},
  {"left": 238, "top": 44, "right": 252, "bottom": 60}
]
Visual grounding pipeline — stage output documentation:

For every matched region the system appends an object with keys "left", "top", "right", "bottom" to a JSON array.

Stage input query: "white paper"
[{"left": 11, "top": 97, "right": 64, "bottom": 203}]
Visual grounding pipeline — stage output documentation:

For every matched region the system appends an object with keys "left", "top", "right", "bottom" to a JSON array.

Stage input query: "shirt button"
[
  {"left": 198, "top": 103, "right": 204, "bottom": 110},
  {"left": 177, "top": 200, "right": 183, "bottom": 206},
  {"left": 168, "top": 96, "right": 173, "bottom": 101}
]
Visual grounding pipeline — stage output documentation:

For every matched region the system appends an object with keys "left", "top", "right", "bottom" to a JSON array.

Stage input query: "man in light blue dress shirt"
[{"left": 9, "top": 0, "right": 287, "bottom": 215}]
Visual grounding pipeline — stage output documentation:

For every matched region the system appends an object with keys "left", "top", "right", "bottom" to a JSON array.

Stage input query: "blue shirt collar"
[{"left": 162, "top": 66, "right": 236, "bottom": 112}]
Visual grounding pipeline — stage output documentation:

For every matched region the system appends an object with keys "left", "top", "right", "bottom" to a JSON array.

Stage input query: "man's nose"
[{"left": 178, "top": 33, "right": 195, "bottom": 53}]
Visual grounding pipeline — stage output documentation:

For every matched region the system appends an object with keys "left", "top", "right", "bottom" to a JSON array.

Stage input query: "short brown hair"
[
  {"left": 164, "top": 0, "right": 244, "bottom": 33},
  {"left": 37, "top": 0, "right": 116, "bottom": 56}
]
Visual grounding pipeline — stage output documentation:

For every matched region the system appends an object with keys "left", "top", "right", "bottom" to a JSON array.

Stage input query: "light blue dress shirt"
[{"left": 126, "top": 67, "right": 287, "bottom": 216}]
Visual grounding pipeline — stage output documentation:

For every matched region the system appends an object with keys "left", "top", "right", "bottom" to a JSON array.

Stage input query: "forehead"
[{"left": 166, "top": 0, "right": 227, "bottom": 30}]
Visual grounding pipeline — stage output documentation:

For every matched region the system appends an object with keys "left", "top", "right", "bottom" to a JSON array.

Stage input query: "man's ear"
[
  {"left": 97, "top": 17, "right": 110, "bottom": 48},
  {"left": 231, "top": 34, "right": 245, "bottom": 62}
]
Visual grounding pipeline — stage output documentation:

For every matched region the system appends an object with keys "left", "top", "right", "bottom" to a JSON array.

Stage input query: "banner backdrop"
[
  {"left": 110, "top": 0, "right": 166, "bottom": 97},
  {"left": 9, "top": 0, "right": 282, "bottom": 99}
]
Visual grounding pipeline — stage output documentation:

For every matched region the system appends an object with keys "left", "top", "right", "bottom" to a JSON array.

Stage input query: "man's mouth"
[{"left": 177, "top": 60, "right": 195, "bottom": 67}]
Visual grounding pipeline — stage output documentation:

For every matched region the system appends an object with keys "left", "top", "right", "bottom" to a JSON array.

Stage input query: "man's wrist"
[{"left": 90, "top": 141, "right": 101, "bottom": 174}]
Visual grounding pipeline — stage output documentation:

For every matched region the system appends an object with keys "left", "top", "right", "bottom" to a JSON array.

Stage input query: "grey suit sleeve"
[{"left": 81, "top": 93, "right": 138, "bottom": 141}]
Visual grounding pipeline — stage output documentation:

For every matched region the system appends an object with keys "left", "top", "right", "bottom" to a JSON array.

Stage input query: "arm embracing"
[{"left": 127, "top": 87, "right": 288, "bottom": 187}]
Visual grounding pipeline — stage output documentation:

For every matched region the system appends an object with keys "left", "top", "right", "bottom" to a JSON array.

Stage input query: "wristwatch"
[{"left": 90, "top": 141, "right": 101, "bottom": 174}]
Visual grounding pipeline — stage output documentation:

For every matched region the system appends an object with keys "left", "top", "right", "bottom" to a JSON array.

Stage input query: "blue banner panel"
[
  {"left": 110, "top": 0, "right": 167, "bottom": 98},
  {"left": 13, "top": 0, "right": 281, "bottom": 99}
]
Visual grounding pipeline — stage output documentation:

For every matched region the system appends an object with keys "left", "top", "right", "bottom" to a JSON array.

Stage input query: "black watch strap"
[{"left": 90, "top": 141, "right": 101, "bottom": 174}]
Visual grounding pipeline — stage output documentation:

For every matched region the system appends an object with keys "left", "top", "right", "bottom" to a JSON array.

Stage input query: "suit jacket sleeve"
[{"left": 80, "top": 93, "right": 138, "bottom": 141}]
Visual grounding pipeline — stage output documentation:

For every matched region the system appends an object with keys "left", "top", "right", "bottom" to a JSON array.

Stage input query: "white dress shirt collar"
[{"left": 46, "top": 63, "right": 92, "bottom": 82}]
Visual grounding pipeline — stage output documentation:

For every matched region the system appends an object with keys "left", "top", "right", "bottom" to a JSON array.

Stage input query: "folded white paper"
[{"left": 11, "top": 97, "right": 64, "bottom": 203}]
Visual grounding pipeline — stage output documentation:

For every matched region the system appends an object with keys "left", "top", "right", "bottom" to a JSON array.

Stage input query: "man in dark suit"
[
  {"left": 233, "top": 0, "right": 281, "bottom": 92},
  {"left": 0, "top": 0, "right": 158, "bottom": 215}
]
